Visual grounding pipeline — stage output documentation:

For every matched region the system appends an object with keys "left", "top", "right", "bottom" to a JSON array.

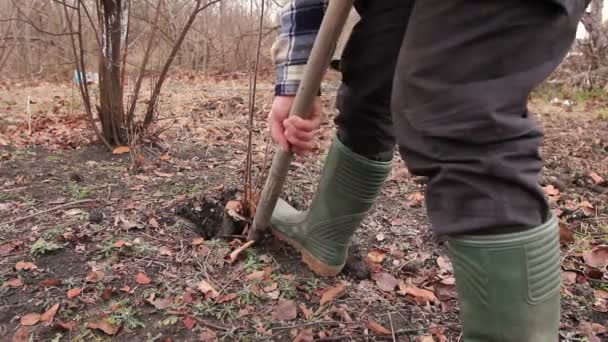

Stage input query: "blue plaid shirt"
[{"left": 271, "top": 0, "right": 328, "bottom": 96}]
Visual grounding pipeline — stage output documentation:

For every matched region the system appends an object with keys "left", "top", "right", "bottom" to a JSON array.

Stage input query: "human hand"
[{"left": 268, "top": 96, "right": 322, "bottom": 155}]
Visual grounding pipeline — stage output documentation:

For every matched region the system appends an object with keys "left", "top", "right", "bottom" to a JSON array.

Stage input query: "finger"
[
  {"left": 284, "top": 116, "right": 321, "bottom": 132},
  {"left": 284, "top": 126, "right": 314, "bottom": 143},
  {"left": 270, "top": 118, "right": 290, "bottom": 152},
  {"left": 287, "top": 137, "right": 315, "bottom": 152}
]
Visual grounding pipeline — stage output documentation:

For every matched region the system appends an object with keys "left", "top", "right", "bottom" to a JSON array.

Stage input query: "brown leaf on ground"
[
  {"left": 101, "top": 288, "right": 113, "bottom": 300},
  {"left": 562, "top": 271, "right": 578, "bottom": 285},
  {"left": 272, "top": 299, "right": 298, "bottom": 321},
  {"left": 365, "top": 250, "right": 386, "bottom": 272},
  {"left": 399, "top": 281, "right": 438, "bottom": 304},
  {"left": 41, "top": 303, "right": 60, "bottom": 322},
  {"left": 112, "top": 146, "right": 130, "bottom": 155},
  {"left": 199, "top": 328, "right": 218, "bottom": 342},
  {"left": 372, "top": 272, "right": 399, "bottom": 292},
  {"left": 183, "top": 291, "right": 195, "bottom": 304},
  {"left": 159, "top": 246, "right": 174, "bottom": 256},
  {"left": 154, "top": 170, "right": 174, "bottom": 178},
  {"left": 4, "top": 278, "right": 23, "bottom": 288},
  {"left": 86, "top": 271, "right": 105, "bottom": 283},
  {"left": 583, "top": 246, "right": 608, "bottom": 268},
  {"left": 418, "top": 336, "right": 436, "bottom": 342},
  {"left": 55, "top": 321, "right": 76, "bottom": 330},
  {"left": 192, "top": 238, "right": 205, "bottom": 245},
  {"left": 197, "top": 280, "right": 219, "bottom": 299},
  {"left": 0, "top": 241, "right": 19, "bottom": 255},
  {"left": 147, "top": 297, "right": 173, "bottom": 310},
  {"left": 229, "top": 240, "right": 255, "bottom": 263},
  {"left": 113, "top": 240, "right": 129, "bottom": 248},
  {"left": 12, "top": 326, "right": 30, "bottom": 342},
  {"left": 20, "top": 313, "right": 41, "bottom": 326},
  {"left": 560, "top": 226, "right": 575, "bottom": 245},
  {"left": 436, "top": 256, "right": 453, "bottom": 272},
  {"left": 293, "top": 328, "right": 314, "bottom": 342},
  {"left": 299, "top": 304, "right": 313, "bottom": 320},
  {"left": 589, "top": 172, "right": 605, "bottom": 185},
  {"left": 15, "top": 261, "right": 37, "bottom": 271},
  {"left": 367, "top": 320, "right": 391, "bottom": 335},
  {"left": 136, "top": 272, "right": 152, "bottom": 285},
  {"left": 67, "top": 288, "right": 82, "bottom": 299},
  {"left": 407, "top": 192, "right": 424, "bottom": 207},
  {"left": 246, "top": 270, "right": 266, "bottom": 281},
  {"left": 183, "top": 316, "right": 196, "bottom": 330},
  {"left": 87, "top": 319, "right": 120, "bottom": 335},
  {"left": 320, "top": 282, "right": 347, "bottom": 306},
  {"left": 542, "top": 184, "right": 560, "bottom": 197},
  {"left": 40, "top": 279, "right": 61, "bottom": 287},
  {"left": 217, "top": 293, "right": 238, "bottom": 303}
]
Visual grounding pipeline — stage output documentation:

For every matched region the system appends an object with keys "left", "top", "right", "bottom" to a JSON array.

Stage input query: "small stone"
[{"left": 89, "top": 210, "right": 103, "bottom": 223}]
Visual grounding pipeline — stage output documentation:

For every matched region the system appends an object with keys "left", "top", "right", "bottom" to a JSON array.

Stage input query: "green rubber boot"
[
  {"left": 270, "top": 136, "right": 392, "bottom": 276},
  {"left": 447, "top": 214, "right": 560, "bottom": 341}
]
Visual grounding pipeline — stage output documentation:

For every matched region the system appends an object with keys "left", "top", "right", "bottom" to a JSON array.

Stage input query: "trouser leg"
[
  {"left": 391, "top": 0, "right": 584, "bottom": 236},
  {"left": 334, "top": 0, "right": 413, "bottom": 160},
  {"left": 390, "top": 1, "right": 586, "bottom": 340}
]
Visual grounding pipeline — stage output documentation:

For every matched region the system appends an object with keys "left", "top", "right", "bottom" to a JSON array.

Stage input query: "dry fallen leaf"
[
  {"left": 113, "top": 240, "right": 127, "bottom": 248},
  {"left": 560, "top": 226, "right": 575, "bottom": 245},
  {"left": 15, "top": 261, "right": 37, "bottom": 271},
  {"left": 272, "top": 299, "right": 298, "bottom": 321},
  {"left": 112, "top": 146, "right": 130, "bottom": 155},
  {"left": 20, "top": 313, "right": 41, "bottom": 326},
  {"left": 40, "top": 279, "right": 61, "bottom": 287},
  {"left": 366, "top": 250, "right": 386, "bottom": 264},
  {"left": 41, "top": 303, "right": 60, "bottom": 322},
  {"left": 299, "top": 304, "right": 313, "bottom": 320},
  {"left": 13, "top": 326, "right": 31, "bottom": 342},
  {"left": 136, "top": 272, "right": 152, "bottom": 285},
  {"left": 217, "top": 293, "right": 238, "bottom": 303},
  {"left": 407, "top": 192, "right": 424, "bottom": 207},
  {"left": 147, "top": 297, "right": 173, "bottom": 310},
  {"left": 86, "top": 271, "right": 105, "bottom": 283},
  {"left": 372, "top": 272, "right": 399, "bottom": 292},
  {"left": 199, "top": 328, "right": 218, "bottom": 342},
  {"left": 198, "top": 280, "right": 219, "bottom": 299},
  {"left": 246, "top": 270, "right": 266, "bottom": 281},
  {"left": 562, "top": 271, "right": 578, "bottom": 285},
  {"left": 418, "top": 336, "right": 436, "bottom": 342},
  {"left": 87, "top": 319, "right": 120, "bottom": 335},
  {"left": 67, "top": 288, "right": 82, "bottom": 299},
  {"left": 589, "top": 172, "right": 605, "bottom": 185},
  {"left": 154, "top": 170, "right": 174, "bottom": 178},
  {"left": 583, "top": 246, "right": 608, "bottom": 268},
  {"left": 4, "top": 278, "right": 23, "bottom": 288},
  {"left": 320, "top": 283, "right": 347, "bottom": 306},
  {"left": 436, "top": 256, "right": 453, "bottom": 272},
  {"left": 367, "top": 320, "right": 391, "bottom": 335},
  {"left": 293, "top": 328, "right": 314, "bottom": 342},
  {"left": 192, "top": 238, "right": 204, "bottom": 245},
  {"left": 399, "top": 282, "right": 438, "bottom": 304},
  {"left": 183, "top": 316, "right": 196, "bottom": 330},
  {"left": 542, "top": 184, "right": 560, "bottom": 197},
  {"left": 159, "top": 246, "right": 174, "bottom": 256}
]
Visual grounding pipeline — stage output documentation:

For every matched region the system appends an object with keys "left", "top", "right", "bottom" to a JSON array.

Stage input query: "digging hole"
[{"left": 174, "top": 188, "right": 249, "bottom": 239}]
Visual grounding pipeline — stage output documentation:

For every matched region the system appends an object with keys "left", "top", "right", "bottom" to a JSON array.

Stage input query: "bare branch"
[{"left": 0, "top": 18, "right": 78, "bottom": 36}]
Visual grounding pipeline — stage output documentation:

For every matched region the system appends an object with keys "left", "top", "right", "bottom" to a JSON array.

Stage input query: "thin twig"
[
  {"left": 315, "top": 324, "right": 460, "bottom": 341},
  {"left": 213, "top": 270, "right": 244, "bottom": 304},
  {"left": 389, "top": 312, "right": 397, "bottom": 342},
  {"left": 0, "top": 199, "right": 96, "bottom": 226}
]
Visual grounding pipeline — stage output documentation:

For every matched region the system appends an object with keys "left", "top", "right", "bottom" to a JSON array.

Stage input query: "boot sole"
[{"left": 271, "top": 228, "right": 344, "bottom": 277}]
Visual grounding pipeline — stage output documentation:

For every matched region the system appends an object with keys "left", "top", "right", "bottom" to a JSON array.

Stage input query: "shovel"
[{"left": 247, "top": 0, "right": 354, "bottom": 241}]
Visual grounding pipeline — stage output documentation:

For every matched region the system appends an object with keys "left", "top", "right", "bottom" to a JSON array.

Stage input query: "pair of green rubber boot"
[{"left": 270, "top": 136, "right": 561, "bottom": 341}]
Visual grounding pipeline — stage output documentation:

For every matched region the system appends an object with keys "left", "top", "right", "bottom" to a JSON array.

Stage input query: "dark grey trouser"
[{"left": 335, "top": 0, "right": 586, "bottom": 236}]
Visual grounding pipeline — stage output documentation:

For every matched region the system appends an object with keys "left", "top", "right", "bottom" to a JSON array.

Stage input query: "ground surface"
[{"left": 0, "top": 74, "right": 607, "bottom": 342}]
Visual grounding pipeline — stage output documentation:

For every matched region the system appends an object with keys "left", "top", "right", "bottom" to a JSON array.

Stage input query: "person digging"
[{"left": 264, "top": 0, "right": 589, "bottom": 341}]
